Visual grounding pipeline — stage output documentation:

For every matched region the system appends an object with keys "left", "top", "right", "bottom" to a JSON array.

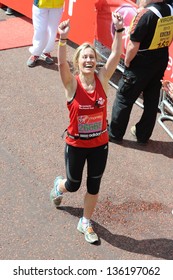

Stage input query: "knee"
[
  {"left": 65, "top": 180, "right": 81, "bottom": 193},
  {"left": 87, "top": 176, "right": 102, "bottom": 195}
]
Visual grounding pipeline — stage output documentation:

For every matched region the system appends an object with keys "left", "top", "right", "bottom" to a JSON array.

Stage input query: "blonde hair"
[{"left": 72, "top": 42, "right": 100, "bottom": 74}]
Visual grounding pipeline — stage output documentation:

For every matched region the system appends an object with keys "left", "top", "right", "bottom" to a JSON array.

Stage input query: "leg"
[
  {"left": 43, "top": 8, "right": 63, "bottom": 53},
  {"left": 109, "top": 71, "right": 141, "bottom": 140},
  {"left": 80, "top": 143, "right": 109, "bottom": 242},
  {"left": 77, "top": 143, "right": 108, "bottom": 243},
  {"left": 136, "top": 67, "right": 167, "bottom": 142},
  {"left": 136, "top": 81, "right": 161, "bottom": 142},
  {"left": 29, "top": 6, "right": 49, "bottom": 56},
  {"left": 50, "top": 144, "right": 86, "bottom": 207},
  {"left": 83, "top": 193, "right": 99, "bottom": 220},
  {"left": 84, "top": 143, "right": 109, "bottom": 219},
  {"left": 63, "top": 144, "right": 86, "bottom": 192},
  {"left": 109, "top": 84, "right": 133, "bottom": 140}
]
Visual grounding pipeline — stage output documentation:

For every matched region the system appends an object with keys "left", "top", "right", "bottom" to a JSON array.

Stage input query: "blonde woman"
[{"left": 50, "top": 14, "right": 124, "bottom": 243}]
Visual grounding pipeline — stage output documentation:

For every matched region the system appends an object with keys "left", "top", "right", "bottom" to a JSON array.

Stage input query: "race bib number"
[
  {"left": 78, "top": 112, "right": 103, "bottom": 134},
  {"left": 149, "top": 16, "right": 173, "bottom": 49}
]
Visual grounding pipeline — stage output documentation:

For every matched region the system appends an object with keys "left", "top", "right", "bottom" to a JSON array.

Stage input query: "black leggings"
[{"left": 64, "top": 143, "right": 108, "bottom": 195}]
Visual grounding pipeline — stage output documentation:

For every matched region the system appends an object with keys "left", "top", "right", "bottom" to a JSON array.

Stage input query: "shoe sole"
[
  {"left": 52, "top": 195, "right": 63, "bottom": 207},
  {"left": 27, "top": 63, "right": 36, "bottom": 68},
  {"left": 45, "top": 60, "right": 54, "bottom": 65},
  {"left": 27, "top": 60, "right": 38, "bottom": 68}
]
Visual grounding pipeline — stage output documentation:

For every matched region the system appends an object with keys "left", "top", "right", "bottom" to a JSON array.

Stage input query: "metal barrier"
[{"left": 158, "top": 81, "right": 173, "bottom": 140}]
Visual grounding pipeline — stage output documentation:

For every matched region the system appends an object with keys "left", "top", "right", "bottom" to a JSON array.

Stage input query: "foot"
[
  {"left": 41, "top": 53, "right": 54, "bottom": 64},
  {"left": 130, "top": 126, "right": 137, "bottom": 138},
  {"left": 77, "top": 218, "right": 99, "bottom": 244},
  {"left": 27, "top": 55, "right": 39, "bottom": 67},
  {"left": 109, "top": 134, "right": 123, "bottom": 144},
  {"left": 130, "top": 126, "right": 148, "bottom": 145},
  {"left": 6, "top": 8, "right": 13, "bottom": 15},
  {"left": 50, "top": 176, "right": 63, "bottom": 207}
]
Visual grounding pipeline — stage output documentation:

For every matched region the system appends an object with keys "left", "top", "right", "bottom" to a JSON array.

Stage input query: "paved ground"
[{"left": 0, "top": 9, "right": 173, "bottom": 260}]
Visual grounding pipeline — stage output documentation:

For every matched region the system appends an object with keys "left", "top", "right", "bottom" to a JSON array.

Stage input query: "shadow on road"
[
  {"left": 110, "top": 139, "right": 173, "bottom": 159},
  {"left": 58, "top": 206, "right": 173, "bottom": 260}
]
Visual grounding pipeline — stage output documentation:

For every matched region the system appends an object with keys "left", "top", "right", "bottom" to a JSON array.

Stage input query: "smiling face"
[
  {"left": 78, "top": 47, "right": 97, "bottom": 74},
  {"left": 73, "top": 43, "right": 98, "bottom": 74}
]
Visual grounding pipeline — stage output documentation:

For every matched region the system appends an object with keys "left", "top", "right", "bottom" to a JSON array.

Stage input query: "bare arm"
[
  {"left": 124, "top": 40, "right": 140, "bottom": 68},
  {"left": 57, "top": 19, "right": 77, "bottom": 101},
  {"left": 98, "top": 12, "right": 124, "bottom": 90}
]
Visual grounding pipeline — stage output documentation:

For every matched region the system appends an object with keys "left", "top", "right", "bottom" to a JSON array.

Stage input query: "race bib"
[
  {"left": 78, "top": 112, "right": 103, "bottom": 134},
  {"left": 149, "top": 16, "right": 173, "bottom": 49}
]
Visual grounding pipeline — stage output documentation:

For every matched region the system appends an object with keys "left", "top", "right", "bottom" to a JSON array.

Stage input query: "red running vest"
[{"left": 66, "top": 74, "right": 109, "bottom": 148}]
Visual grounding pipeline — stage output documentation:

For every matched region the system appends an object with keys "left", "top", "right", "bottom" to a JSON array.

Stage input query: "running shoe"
[
  {"left": 6, "top": 8, "right": 13, "bottom": 15},
  {"left": 77, "top": 218, "right": 99, "bottom": 244},
  {"left": 130, "top": 126, "right": 137, "bottom": 138},
  {"left": 27, "top": 55, "right": 39, "bottom": 67},
  {"left": 130, "top": 126, "right": 148, "bottom": 145},
  {"left": 41, "top": 53, "right": 54, "bottom": 64},
  {"left": 50, "top": 176, "right": 63, "bottom": 207}
]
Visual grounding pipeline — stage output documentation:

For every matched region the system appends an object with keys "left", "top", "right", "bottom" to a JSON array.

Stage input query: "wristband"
[
  {"left": 59, "top": 40, "right": 67, "bottom": 46},
  {"left": 114, "top": 27, "right": 125, "bottom": 33}
]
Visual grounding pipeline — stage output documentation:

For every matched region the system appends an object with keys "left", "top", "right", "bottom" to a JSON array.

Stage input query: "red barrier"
[
  {"left": 0, "top": 0, "right": 32, "bottom": 18},
  {"left": 164, "top": 41, "right": 173, "bottom": 82},
  {"left": 95, "top": 0, "right": 137, "bottom": 51},
  {"left": 61, "top": 0, "right": 96, "bottom": 45},
  {"left": 0, "top": 0, "right": 172, "bottom": 81},
  {"left": 0, "top": 0, "right": 96, "bottom": 45},
  {"left": 95, "top": 0, "right": 173, "bottom": 82}
]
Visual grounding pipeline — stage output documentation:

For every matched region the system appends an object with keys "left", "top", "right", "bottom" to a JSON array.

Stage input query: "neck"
[
  {"left": 79, "top": 73, "right": 96, "bottom": 93},
  {"left": 79, "top": 73, "right": 95, "bottom": 85}
]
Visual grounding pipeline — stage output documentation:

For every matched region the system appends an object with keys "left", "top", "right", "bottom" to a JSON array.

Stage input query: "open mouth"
[{"left": 85, "top": 64, "right": 93, "bottom": 69}]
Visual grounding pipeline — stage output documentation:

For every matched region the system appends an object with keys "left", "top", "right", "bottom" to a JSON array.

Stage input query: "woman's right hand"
[{"left": 58, "top": 19, "right": 70, "bottom": 39}]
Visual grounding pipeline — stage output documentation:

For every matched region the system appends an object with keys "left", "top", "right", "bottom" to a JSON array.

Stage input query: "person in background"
[
  {"left": 109, "top": 0, "right": 173, "bottom": 145},
  {"left": 5, "top": 7, "right": 13, "bottom": 15},
  {"left": 27, "top": 0, "right": 65, "bottom": 67},
  {"left": 50, "top": 14, "right": 124, "bottom": 243}
]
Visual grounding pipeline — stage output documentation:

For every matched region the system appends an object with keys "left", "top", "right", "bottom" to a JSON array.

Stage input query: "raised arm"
[
  {"left": 57, "top": 19, "right": 77, "bottom": 101},
  {"left": 98, "top": 12, "right": 124, "bottom": 89}
]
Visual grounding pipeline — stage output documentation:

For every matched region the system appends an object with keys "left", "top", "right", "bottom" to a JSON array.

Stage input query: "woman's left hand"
[{"left": 112, "top": 12, "right": 124, "bottom": 31}]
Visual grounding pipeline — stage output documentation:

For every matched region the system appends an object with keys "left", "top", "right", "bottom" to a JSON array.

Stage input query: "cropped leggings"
[{"left": 64, "top": 143, "right": 109, "bottom": 195}]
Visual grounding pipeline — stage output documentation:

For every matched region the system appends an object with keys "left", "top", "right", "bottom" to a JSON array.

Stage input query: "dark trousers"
[
  {"left": 64, "top": 143, "right": 108, "bottom": 195},
  {"left": 109, "top": 50, "right": 169, "bottom": 142}
]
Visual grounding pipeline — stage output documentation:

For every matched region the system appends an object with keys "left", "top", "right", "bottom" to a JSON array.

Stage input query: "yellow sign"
[{"left": 149, "top": 16, "right": 173, "bottom": 49}]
